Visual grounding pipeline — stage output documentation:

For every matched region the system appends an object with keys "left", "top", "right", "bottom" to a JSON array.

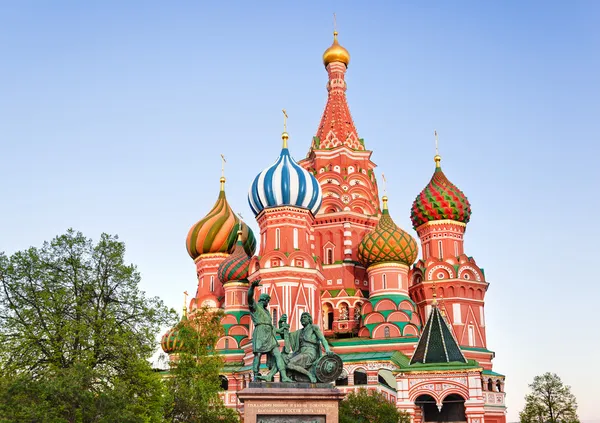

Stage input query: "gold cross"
[
  {"left": 333, "top": 13, "right": 337, "bottom": 34},
  {"left": 381, "top": 172, "right": 387, "bottom": 195},
  {"left": 220, "top": 154, "right": 226, "bottom": 178},
  {"left": 282, "top": 109, "right": 288, "bottom": 132}
]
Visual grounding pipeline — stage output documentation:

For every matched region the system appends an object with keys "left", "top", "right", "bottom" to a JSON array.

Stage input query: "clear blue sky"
[{"left": 1, "top": 1, "right": 598, "bottom": 421}]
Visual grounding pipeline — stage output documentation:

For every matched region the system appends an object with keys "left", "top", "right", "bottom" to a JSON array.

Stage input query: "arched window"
[
  {"left": 293, "top": 228, "right": 299, "bottom": 249},
  {"left": 488, "top": 379, "right": 494, "bottom": 391},
  {"left": 353, "top": 369, "right": 367, "bottom": 385},
  {"left": 272, "top": 308, "right": 278, "bottom": 326},
  {"left": 224, "top": 338, "right": 229, "bottom": 350},
  {"left": 468, "top": 325, "right": 475, "bottom": 346},
  {"left": 326, "top": 248, "right": 333, "bottom": 264},
  {"left": 219, "top": 375, "right": 228, "bottom": 390},
  {"left": 384, "top": 326, "right": 390, "bottom": 338},
  {"left": 275, "top": 228, "right": 280, "bottom": 249},
  {"left": 496, "top": 380, "right": 502, "bottom": 392}
]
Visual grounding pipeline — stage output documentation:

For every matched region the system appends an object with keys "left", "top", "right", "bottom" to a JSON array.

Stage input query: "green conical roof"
[{"left": 410, "top": 303, "right": 467, "bottom": 365}]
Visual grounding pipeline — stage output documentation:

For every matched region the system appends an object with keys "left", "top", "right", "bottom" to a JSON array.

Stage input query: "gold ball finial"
[
  {"left": 219, "top": 176, "right": 226, "bottom": 191},
  {"left": 434, "top": 154, "right": 442, "bottom": 168},
  {"left": 281, "top": 132, "right": 289, "bottom": 149},
  {"left": 323, "top": 30, "right": 350, "bottom": 68},
  {"left": 382, "top": 195, "right": 389, "bottom": 210}
]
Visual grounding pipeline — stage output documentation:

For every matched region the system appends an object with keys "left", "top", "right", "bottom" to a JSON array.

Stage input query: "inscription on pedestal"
[{"left": 257, "top": 416, "right": 325, "bottom": 423}]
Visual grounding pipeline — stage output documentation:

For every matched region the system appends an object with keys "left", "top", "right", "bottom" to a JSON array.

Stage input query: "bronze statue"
[{"left": 248, "top": 280, "right": 291, "bottom": 382}]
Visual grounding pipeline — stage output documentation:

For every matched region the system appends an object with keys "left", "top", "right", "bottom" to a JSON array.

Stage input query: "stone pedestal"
[{"left": 238, "top": 382, "right": 345, "bottom": 423}]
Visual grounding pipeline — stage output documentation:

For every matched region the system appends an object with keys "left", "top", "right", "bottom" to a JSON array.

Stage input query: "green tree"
[
  {"left": 519, "top": 372, "right": 579, "bottom": 423},
  {"left": 340, "top": 388, "right": 409, "bottom": 423},
  {"left": 163, "top": 306, "right": 238, "bottom": 423},
  {"left": 0, "top": 229, "right": 175, "bottom": 423}
]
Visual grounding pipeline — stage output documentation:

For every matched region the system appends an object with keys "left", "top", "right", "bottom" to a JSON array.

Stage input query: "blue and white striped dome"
[{"left": 248, "top": 139, "right": 322, "bottom": 216}]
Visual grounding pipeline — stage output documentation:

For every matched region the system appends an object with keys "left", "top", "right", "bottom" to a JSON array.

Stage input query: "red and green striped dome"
[
  {"left": 161, "top": 312, "right": 187, "bottom": 354},
  {"left": 411, "top": 158, "right": 471, "bottom": 229},
  {"left": 186, "top": 178, "right": 257, "bottom": 260},
  {"left": 217, "top": 232, "right": 251, "bottom": 284},
  {"left": 358, "top": 197, "right": 418, "bottom": 268}
]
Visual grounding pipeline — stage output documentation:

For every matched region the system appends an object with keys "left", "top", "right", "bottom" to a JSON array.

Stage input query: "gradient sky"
[{"left": 1, "top": 1, "right": 599, "bottom": 421}]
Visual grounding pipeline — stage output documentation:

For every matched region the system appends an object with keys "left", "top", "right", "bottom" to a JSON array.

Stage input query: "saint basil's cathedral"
[{"left": 162, "top": 30, "right": 507, "bottom": 423}]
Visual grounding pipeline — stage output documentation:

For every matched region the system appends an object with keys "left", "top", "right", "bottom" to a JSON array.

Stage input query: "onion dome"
[
  {"left": 217, "top": 230, "right": 251, "bottom": 284},
  {"left": 323, "top": 31, "right": 350, "bottom": 67},
  {"left": 161, "top": 310, "right": 188, "bottom": 354},
  {"left": 410, "top": 155, "right": 472, "bottom": 229},
  {"left": 248, "top": 132, "right": 322, "bottom": 216},
  {"left": 358, "top": 196, "right": 419, "bottom": 268},
  {"left": 186, "top": 177, "right": 257, "bottom": 260}
]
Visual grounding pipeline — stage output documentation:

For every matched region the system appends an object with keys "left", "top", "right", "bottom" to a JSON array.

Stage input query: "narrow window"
[
  {"left": 384, "top": 326, "right": 390, "bottom": 338},
  {"left": 293, "top": 228, "right": 298, "bottom": 249},
  {"left": 224, "top": 338, "right": 229, "bottom": 350},
  {"left": 454, "top": 241, "right": 459, "bottom": 257},
  {"left": 382, "top": 274, "right": 387, "bottom": 290},
  {"left": 272, "top": 308, "right": 278, "bottom": 326},
  {"left": 438, "top": 240, "right": 443, "bottom": 258},
  {"left": 425, "top": 244, "right": 430, "bottom": 259},
  {"left": 275, "top": 228, "right": 280, "bottom": 249},
  {"left": 210, "top": 276, "right": 215, "bottom": 292},
  {"left": 326, "top": 248, "right": 333, "bottom": 264},
  {"left": 468, "top": 325, "right": 475, "bottom": 346}
]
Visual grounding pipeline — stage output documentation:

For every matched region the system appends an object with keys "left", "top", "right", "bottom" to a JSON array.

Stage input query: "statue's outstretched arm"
[{"left": 248, "top": 279, "right": 261, "bottom": 311}]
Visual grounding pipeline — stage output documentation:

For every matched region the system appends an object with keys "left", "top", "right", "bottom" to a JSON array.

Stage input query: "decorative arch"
[
  {"left": 403, "top": 324, "right": 419, "bottom": 337},
  {"left": 399, "top": 300, "right": 414, "bottom": 312},
  {"left": 386, "top": 311, "right": 410, "bottom": 323},
  {"left": 374, "top": 298, "right": 397, "bottom": 312},
  {"left": 364, "top": 312, "right": 385, "bottom": 325},
  {"left": 372, "top": 323, "right": 401, "bottom": 339},
  {"left": 427, "top": 264, "right": 455, "bottom": 280}
]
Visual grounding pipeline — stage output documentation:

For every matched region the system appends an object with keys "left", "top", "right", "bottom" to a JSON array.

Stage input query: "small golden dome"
[{"left": 323, "top": 31, "right": 350, "bottom": 68}]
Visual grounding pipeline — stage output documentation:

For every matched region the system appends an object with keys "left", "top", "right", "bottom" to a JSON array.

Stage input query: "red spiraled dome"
[
  {"left": 217, "top": 231, "right": 251, "bottom": 284},
  {"left": 411, "top": 156, "right": 471, "bottom": 229}
]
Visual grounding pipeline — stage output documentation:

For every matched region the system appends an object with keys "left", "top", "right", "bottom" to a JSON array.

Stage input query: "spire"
[
  {"left": 220, "top": 154, "right": 227, "bottom": 191},
  {"left": 434, "top": 130, "right": 441, "bottom": 168},
  {"left": 313, "top": 28, "right": 362, "bottom": 151},
  {"left": 282, "top": 109, "right": 289, "bottom": 149},
  {"left": 182, "top": 291, "right": 188, "bottom": 318},
  {"left": 410, "top": 303, "right": 467, "bottom": 365}
]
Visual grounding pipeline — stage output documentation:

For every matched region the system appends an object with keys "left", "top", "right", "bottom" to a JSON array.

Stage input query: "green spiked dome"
[
  {"left": 358, "top": 196, "right": 418, "bottom": 268},
  {"left": 217, "top": 231, "right": 251, "bottom": 284},
  {"left": 186, "top": 177, "right": 257, "bottom": 260},
  {"left": 411, "top": 156, "right": 471, "bottom": 229}
]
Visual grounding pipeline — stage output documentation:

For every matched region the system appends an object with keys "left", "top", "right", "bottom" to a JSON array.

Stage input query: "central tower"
[{"left": 299, "top": 31, "right": 381, "bottom": 335}]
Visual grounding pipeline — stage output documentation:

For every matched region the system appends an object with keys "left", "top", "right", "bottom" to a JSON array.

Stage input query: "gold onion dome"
[
  {"left": 323, "top": 31, "right": 350, "bottom": 67},
  {"left": 358, "top": 196, "right": 419, "bottom": 268}
]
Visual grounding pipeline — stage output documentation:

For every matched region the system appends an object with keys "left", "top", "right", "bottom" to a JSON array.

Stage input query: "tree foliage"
[
  {"left": 0, "top": 230, "right": 175, "bottom": 422},
  {"left": 340, "top": 388, "right": 409, "bottom": 423},
  {"left": 520, "top": 372, "right": 579, "bottom": 423},
  {"left": 163, "top": 306, "right": 238, "bottom": 423}
]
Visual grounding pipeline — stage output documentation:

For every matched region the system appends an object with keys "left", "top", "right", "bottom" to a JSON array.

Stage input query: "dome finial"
[
  {"left": 381, "top": 172, "right": 388, "bottom": 212},
  {"left": 220, "top": 154, "right": 227, "bottom": 191},
  {"left": 183, "top": 291, "right": 188, "bottom": 317},
  {"left": 323, "top": 15, "right": 350, "bottom": 67},
  {"left": 282, "top": 109, "right": 289, "bottom": 148},
  {"left": 434, "top": 130, "right": 441, "bottom": 168}
]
